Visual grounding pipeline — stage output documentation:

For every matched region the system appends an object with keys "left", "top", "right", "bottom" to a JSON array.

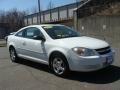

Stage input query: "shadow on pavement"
[
  {"left": 17, "top": 59, "right": 51, "bottom": 73},
  {"left": 17, "top": 59, "right": 120, "bottom": 84},
  {"left": 67, "top": 65, "right": 120, "bottom": 84}
]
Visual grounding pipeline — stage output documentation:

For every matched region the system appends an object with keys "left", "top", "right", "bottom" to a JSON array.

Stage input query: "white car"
[
  {"left": 7, "top": 24, "right": 115, "bottom": 76},
  {"left": 5, "top": 32, "right": 16, "bottom": 43}
]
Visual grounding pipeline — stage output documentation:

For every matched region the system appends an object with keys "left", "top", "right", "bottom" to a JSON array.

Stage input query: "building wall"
[
  {"left": 77, "top": 16, "right": 120, "bottom": 41},
  {"left": 41, "top": 14, "right": 44, "bottom": 22},
  {"left": 33, "top": 15, "right": 38, "bottom": 24},
  {"left": 27, "top": 17, "right": 32, "bottom": 25},
  {"left": 68, "top": 3, "right": 76, "bottom": 18},
  {"left": 69, "top": 8, "right": 74, "bottom": 18},
  {"left": 24, "top": 2, "right": 84, "bottom": 25},
  {"left": 24, "top": 19, "right": 28, "bottom": 26},
  {"left": 60, "top": 9, "right": 67, "bottom": 19},
  {"left": 44, "top": 13, "right": 50, "bottom": 22},
  {"left": 24, "top": 6, "right": 75, "bottom": 26},
  {"left": 51, "top": 9, "right": 58, "bottom": 21}
]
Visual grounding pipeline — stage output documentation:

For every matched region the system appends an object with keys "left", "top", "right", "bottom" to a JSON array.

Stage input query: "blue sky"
[{"left": 0, "top": 0, "right": 75, "bottom": 12}]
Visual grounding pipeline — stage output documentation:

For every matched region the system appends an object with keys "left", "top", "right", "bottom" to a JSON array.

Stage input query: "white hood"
[{"left": 56, "top": 36, "right": 109, "bottom": 49}]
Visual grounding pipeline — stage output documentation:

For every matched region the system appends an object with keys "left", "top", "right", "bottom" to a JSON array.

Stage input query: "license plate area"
[
  {"left": 103, "top": 56, "right": 113, "bottom": 66},
  {"left": 106, "top": 56, "right": 113, "bottom": 63}
]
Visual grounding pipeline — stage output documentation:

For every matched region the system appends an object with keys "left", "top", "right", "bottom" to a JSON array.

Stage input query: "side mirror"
[
  {"left": 33, "top": 35, "right": 46, "bottom": 42},
  {"left": 10, "top": 32, "right": 15, "bottom": 35}
]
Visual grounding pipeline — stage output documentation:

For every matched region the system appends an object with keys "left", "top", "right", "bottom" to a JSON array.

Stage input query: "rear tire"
[
  {"left": 9, "top": 47, "right": 19, "bottom": 62},
  {"left": 50, "top": 53, "right": 69, "bottom": 77}
]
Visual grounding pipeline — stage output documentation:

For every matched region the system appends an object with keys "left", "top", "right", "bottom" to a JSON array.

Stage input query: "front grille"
[{"left": 95, "top": 46, "right": 111, "bottom": 55}]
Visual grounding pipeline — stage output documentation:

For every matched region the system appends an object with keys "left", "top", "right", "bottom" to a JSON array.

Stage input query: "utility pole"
[
  {"left": 76, "top": 0, "right": 79, "bottom": 31},
  {"left": 50, "top": 0, "right": 52, "bottom": 21},
  {"left": 38, "top": 0, "right": 41, "bottom": 24}
]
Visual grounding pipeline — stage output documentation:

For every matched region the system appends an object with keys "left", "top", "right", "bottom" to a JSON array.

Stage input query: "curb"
[{"left": 0, "top": 44, "right": 6, "bottom": 47}]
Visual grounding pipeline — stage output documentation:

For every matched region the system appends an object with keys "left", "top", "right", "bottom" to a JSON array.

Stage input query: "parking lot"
[{"left": 0, "top": 46, "right": 120, "bottom": 90}]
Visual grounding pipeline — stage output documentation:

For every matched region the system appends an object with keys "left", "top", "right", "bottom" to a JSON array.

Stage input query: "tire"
[
  {"left": 9, "top": 47, "right": 19, "bottom": 62},
  {"left": 50, "top": 53, "right": 69, "bottom": 77}
]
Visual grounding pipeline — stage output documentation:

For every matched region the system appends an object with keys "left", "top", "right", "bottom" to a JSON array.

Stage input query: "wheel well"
[
  {"left": 9, "top": 45, "right": 15, "bottom": 51},
  {"left": 49, "top": 51, "right": 69, "bottom": 67}
]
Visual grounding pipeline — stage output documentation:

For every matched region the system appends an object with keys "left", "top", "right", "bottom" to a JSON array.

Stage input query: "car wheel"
[
  {"left": 50, "top": 54, "right": 69, "bottom": 77},
  {"left": 9, "top": 47, "right": 19, "bottom": 62}
]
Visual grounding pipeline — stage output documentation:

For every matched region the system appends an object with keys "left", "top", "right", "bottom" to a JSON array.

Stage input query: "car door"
[
  {"left": 21, "top": 27, "right": 48, "bottom": 64},
  {"left": 14, "top": 29, "right": 26, "bottom": 55}
]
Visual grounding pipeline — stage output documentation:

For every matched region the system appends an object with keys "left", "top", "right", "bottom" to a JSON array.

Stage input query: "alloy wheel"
[{"left": 52, "top": 58, "right": 66, "bottom": 75}]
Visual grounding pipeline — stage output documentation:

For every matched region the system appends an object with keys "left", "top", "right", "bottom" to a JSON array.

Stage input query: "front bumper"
[{"left": 67, "top": 50, "right": 115, "bottom": 72}]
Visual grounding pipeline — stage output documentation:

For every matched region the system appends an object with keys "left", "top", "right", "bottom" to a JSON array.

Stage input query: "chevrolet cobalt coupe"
[{"left": 7, "top": 25, "right": 115, "bottom": 76}]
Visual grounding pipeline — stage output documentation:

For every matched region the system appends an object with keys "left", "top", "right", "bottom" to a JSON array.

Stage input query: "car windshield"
[{"left": 42, "top": 25, "right": 80, "bottom": 39}]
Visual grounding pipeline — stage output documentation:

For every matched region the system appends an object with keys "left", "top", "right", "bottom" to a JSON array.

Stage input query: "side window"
[
  {"left": 26, "top": 28, "right": 34, "bottom": 39},
  {"left": 15, "top": 30, "right": 24, "bottom": 37},
  {"left": 25, "top": 27, "right": 44, "bottom": 39}
]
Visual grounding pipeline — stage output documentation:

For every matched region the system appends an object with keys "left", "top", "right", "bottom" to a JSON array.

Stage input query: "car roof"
[
  {"left": 26, "top": 24, "right": 64, "bottom": 28},
  {"left": 16, "top": 24, "right": 64, "bottom": 34}
]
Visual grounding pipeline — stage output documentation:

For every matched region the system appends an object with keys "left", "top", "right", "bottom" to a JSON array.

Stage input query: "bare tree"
[
  {"left": 30, "top": 6, "right": 38, "bottom": 14},
  {"left": 0, "top": 8, "right": 25, "bottom": 33},
  {"left": 24, "top": 9, "right": 31, "bottom": 15},
  {"left": 0, "top": 10, "right": 6, "bottom": 23},
  {"left": 30, "top": 6, "right": 43, "bottom": 14}
]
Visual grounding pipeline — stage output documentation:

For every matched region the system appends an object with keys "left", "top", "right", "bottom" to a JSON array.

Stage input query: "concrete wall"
[
  {"left": 27, "top": 17, "right": 32, "bottom": 25},
  {"left": 52, "top": 11, "right": 58, "bottom": 20},
  {"left": 33, "top": 15, "right": 38, "bottom": 24},
  {"left": 75, "top": 16, "right": 120, "bottom": 65},
  {"left": 24, "top": 19, "right": 28, "bottom": 26},
  {"left": 44, "top": 12, "right": 50, "bottom": 22},
  {"left": 60, "top": 9, "right": 67, "bottom": 19}
]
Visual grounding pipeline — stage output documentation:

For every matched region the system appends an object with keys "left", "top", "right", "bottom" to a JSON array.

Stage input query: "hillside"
[
  {"left": 96, "top": 2, "right": 120, "bottom": 15},
  {"left": 77, "top": 0, "right": 120, "bottom": 18}
]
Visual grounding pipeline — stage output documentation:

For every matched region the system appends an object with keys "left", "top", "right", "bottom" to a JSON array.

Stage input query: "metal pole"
[
  {"left": 38, "top": 0, "right": 41, "bottom": 24},
  {"left": 50, "top": 0, "right": 52, "bottom": 22},
  {"left": 76, "top": 0, "right": 79, "bottom": 31}
]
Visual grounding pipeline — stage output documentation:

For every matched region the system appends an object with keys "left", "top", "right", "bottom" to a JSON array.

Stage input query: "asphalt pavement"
[{"left": 0, "top": 47, "right": 120, "bottom": 90}]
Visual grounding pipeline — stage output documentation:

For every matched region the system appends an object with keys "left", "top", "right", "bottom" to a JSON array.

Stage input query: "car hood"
[{"left": 56, "top": 36, "right": 109, "bottom": 49}]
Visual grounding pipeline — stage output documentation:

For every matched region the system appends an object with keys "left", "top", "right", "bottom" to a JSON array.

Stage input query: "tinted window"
[
  {"left": 26, "top": 28, "right": 34, "bottom": 38},
  {"left": 42, "top": 26, "right": 80, "bottom": 39},
  {"left": 15, "top": 30, "right": 24, "bottom": 37},
  {"left": 25, "top": 27, "right": 43, "bottom": 39}
]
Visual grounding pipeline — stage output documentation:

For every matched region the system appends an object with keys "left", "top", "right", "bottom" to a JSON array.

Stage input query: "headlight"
[{"left": 72, "top": 47, "right": 96, "bottom": 56}]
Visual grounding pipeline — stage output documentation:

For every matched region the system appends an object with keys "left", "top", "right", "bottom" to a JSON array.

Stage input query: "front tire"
[
  {"left": 50, "top": 54, "right": 69, "bottom": 77},
  {"left": 9, "top": 47, "right": 19, "bottom": 62}
]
